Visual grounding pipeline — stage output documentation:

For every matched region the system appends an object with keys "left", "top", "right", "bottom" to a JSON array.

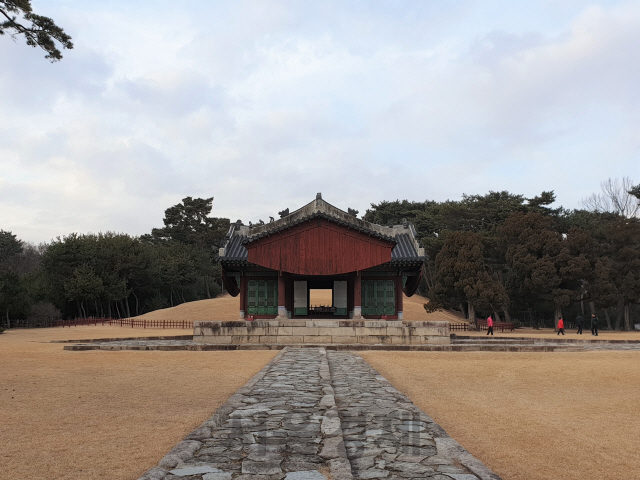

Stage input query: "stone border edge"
[
  {"left": 52, "top": 335, "right": 193, "bottom": 344},
  {"left": 318, "top": 347, "right": 353, "bottom": 480}
]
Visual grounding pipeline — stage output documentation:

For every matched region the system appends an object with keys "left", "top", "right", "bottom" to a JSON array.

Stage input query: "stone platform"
[
  {"left": 193, "top": 320, "right": 450, "bottom": 346},
  {"left": 62, "top": 333, "right": 640, "bottom": 352}
]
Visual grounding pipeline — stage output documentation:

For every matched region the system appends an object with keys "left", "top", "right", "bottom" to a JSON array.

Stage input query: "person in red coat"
[
  {"left": 486, "top": 315, "right": 494, "bottom": 336},
  {"left": 557, "top": 317, "right": 565, "bottom": 335}
]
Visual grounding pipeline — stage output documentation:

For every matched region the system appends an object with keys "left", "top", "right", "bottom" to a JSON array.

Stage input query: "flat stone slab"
[
  {"left": 203, "top": 472, "right": 233, "bottom": 480},
  {"left": 170, "top": 465, "right": 222, "bottom": 475},
  {"left": 284, "top": 471, "right": 327, "bottom": 480},
  {"left": 139, "top": 347, "right": 504, "bottom": 480}
]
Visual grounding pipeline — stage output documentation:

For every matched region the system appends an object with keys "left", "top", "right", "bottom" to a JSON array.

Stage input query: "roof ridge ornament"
[{"left": 278, "top": 208, "right": 289, "bottom": 218}]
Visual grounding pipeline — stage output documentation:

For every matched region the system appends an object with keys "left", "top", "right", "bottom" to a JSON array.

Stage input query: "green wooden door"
[
  {"left": 247, "top": 280, "right": 277, "bottom": 315},
  {"left": 361, "top": 280, "right": 395, "bottom": 316}
]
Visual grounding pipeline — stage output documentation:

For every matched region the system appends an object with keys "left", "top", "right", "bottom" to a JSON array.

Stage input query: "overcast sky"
[{"left": 1, "top": 0, "right": 638, "bottom": 244}]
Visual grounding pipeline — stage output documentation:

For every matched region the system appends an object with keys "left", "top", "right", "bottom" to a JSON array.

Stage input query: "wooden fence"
[
  {"left": 52, "top": 318, "right": 194, "bottom": 329},
  {"left": 5, "top": 318, "right": 57, "bottom": 328},
  {"left": 477, "top": 320, "right": 515, "bottom": 332},
  {"left": 449, "top": 322, "right": 469, "bottom": 331}
]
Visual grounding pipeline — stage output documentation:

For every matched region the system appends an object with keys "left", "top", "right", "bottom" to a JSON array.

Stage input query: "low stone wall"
[{"left": 193, "top": 319, "right": 450, "bottom": 345}]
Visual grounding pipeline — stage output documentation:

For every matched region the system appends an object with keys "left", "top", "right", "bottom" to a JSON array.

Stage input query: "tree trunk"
[
  {"left": 604, "top": 308, "right": 613, "bottom": 330},
  {"left": 458, "top": 303, "right": 466, "bottom": 318},
  {"left": 554, "top": 304, "right": 562, "bottom": 331},
  {"left": 114, "top": 301, "right": 121, "bottom": 319},
  {"left": 80, "top": 300, "right": 86, "bottom": 318},
  {"left": 5, "top": 309, "right": 9, "bottom": 329},
  {"left": 624, "top": 303, "right": 630, "bottom": 331},
  {"left": 170, "top": 288, "right": 174, "bottom": 307},
  {"left": 467, "top": 302, "right": 476, "bottom": 329},
  {"left": 502, "top": 305, "right": 512, "bottom": 323},
  {"left": 108, "top": 301, "right": 112, "bottom": 319},
  {"left": 132, "top": 291, "right": 140, "bottom": 316},
  {"left": 528, "top": 307, "right": 537, "bottom": 329},
  {"left": 493, "top": 308, "right": 501, "bottom": 323},
  {"left": 589, "top": 301, "right": 596, "bottom": 317},
  {"left": 615, "top": 297, "right": 623, "bottom": 330},
  {"left": 125, "top": 298, "right": 131, "bottom": 318},
  {"left": 205, "top": 276, "right": 211, "bottom": 299},
  {"left": 422, "top": 263, "right": 434, "bottom": 291}
]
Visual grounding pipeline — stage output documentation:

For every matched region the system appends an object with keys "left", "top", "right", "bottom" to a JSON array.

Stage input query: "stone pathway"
[
  {"left": 138, "top": 347, "right": 501, "bottom": 480},
  {"left": 328, "top": 352, "right": 498, "bottom": 479}
]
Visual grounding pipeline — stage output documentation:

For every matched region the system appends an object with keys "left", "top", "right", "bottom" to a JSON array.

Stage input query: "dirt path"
[
  {"left": 0, "top": 327, "right": 277, "bottom": 480},
  {"left": 360, "top": 350, "right": 640, "bottom": 480}
]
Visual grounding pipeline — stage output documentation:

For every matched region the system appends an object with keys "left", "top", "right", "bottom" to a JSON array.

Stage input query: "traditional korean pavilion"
[{"left": 219, "top": 194, "right": 425, "bottom": 320}]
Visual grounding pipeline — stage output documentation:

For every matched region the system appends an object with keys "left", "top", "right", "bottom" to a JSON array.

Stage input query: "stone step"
[
  {"left": 452, "top": 338, "right": 535, "bottom": 344},
  {"left": 65, "top": 342, "right": 585, "bottom": 353}
]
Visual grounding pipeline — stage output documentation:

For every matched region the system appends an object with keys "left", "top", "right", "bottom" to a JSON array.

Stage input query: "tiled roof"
[
  {"left": 243, "top": 196, "right": 398, "bottom": 242},
  {"left": 221, "top": 229, "right": 424, "bottom": 266},
  {"left": 391, "top": 233, "right": 420, "bottom": 260},
  {"left": 220, "top": 195, "right": 425, "bottom": 267},
  {"left": 224, "top": 234, "right": 248, "bottom": 261}
]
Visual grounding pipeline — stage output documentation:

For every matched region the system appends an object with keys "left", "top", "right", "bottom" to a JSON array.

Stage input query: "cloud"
[{"left": 0, "top": 0, "right": 637, "bottom": 243}]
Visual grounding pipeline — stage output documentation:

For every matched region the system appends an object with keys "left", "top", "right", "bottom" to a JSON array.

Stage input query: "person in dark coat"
[
  {"left": 575, "top": 315, "right": 583, "bottom": 334},
  {"left": 591, "top": 314, "right": 599, "bottom": 336}
]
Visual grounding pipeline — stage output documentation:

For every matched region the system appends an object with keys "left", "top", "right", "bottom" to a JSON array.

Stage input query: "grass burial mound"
[
  {"left": 0, "top": 326, "right": 277, "bottom": 480},
  {"left": 361, "top": 350, "right": 640, "bottom": 480},
  {"left": 134, "top": 291, "right": 465, "bottom": 323}
]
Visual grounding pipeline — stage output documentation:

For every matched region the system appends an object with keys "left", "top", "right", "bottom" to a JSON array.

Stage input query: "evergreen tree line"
[
  {"left": 364, "top": 182, "right": 640, "bottom": 330},
  {"left": 1, "top": 181, "right": 638, "bottom": 330},
  {"left": 0, "top": 197, "right": 229, "bottom": 326}
]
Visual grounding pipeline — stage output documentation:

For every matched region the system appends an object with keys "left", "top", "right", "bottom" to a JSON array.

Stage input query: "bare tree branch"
[{"left": 580, "top": 176, "right": 640, "bottom": 218}]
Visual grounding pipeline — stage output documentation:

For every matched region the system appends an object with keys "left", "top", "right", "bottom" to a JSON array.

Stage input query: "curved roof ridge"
[
  {"left": 244, "top": 196, "right": 397, "bottom": 242},
  {"left": 219, "top": 196, "right": 426, "bottom": 265}
]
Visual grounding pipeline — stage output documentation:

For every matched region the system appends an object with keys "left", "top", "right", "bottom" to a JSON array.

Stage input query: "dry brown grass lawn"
[
  {"left": 0, "top": 327, "right": 277, "bottom": 480},
  {"left": 360, "top": 350, "right": 640, "bottom": 480},
  {"left": 135, "top": 292, "right": 464, "bottom": 322}
]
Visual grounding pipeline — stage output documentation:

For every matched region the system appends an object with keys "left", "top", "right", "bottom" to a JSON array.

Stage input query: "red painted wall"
[{"left": 246, "top": 219, "right": 394, "bottom": 275}]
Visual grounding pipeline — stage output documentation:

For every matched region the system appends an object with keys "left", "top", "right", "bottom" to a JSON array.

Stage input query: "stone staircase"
[{"left": 449, "top": 335, "right": 585, "bottom": 352}]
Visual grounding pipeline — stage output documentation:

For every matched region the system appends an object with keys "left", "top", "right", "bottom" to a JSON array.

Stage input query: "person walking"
[
  {"left": 486, "top": 315, "right": 494, "bottom": 336},
  {"left": 591, "top": 314, "right": 599, "bottom": 336},
  {"left": 557, "top": 317, "right": 565, "bottom": 335},
  {"left": 575, "top": 315, "right": 583, "bottom": 334}
]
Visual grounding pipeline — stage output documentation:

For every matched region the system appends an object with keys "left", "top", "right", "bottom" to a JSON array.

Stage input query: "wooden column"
[
  {"left": 239, "top": 276, "right": 246, "bottom": 319},
  {"left": 396, "top": 275, "right": 404, "bottom": 320},
  {"left": 277, "top": 272, "right": 287, "bottom": 319},
  {"left": 353, "top": 272, "right": 362, "bottom": 319}
]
